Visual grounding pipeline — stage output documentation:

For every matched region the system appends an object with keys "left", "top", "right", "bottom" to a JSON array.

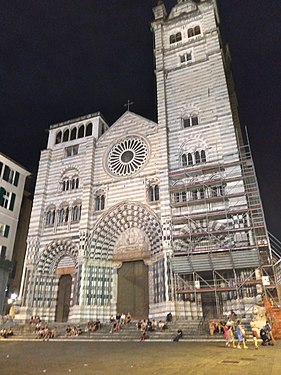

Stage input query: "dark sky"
[{"left": 0, "top": 1, "right": 281, "bottom": 239}]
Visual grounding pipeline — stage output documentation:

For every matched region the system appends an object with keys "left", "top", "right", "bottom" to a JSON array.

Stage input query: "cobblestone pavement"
[{"left": 0, "top": 341, "right": 280, "bottom": 375}]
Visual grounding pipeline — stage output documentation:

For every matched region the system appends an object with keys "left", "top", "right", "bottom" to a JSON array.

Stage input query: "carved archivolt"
[
  {"left": 89, "top": 201, "right": 162, "bottom": 260},
  {"left": 37, "top": 239, "right": 79, "bottom": 274}
]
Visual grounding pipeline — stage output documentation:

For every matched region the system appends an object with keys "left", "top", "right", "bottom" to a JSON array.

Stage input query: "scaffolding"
[{"left": 168, "top": 143, "right": 280, "bottom": 318}]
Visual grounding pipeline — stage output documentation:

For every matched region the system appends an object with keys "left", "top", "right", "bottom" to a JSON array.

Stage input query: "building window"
[
  {"left": 95, "top": 195, "right": 105, "bottom": 211},
  {"left": 0, "top": 245, "right": 7, "bottom": 259},
  {"left": 149, "top": 185, "right": 159, "bottom": 202},
  {"left": 182, "top": 154, "right": 187, "bottom": 167},
  {"left": 65, "top": 145, "right": 79, "bottom": 157},
  {"left": 188, "top": 153, "right": 193, "bottom": 166},
  {"left": 72, "top": 205, "right": 81, "bottom": 221},
  {"left": 173, "top": 191, "right": 187, "bottom": 204},
  {"left": 0, "top": 188, "right": 15, "bottom": 211},
  {"left": 210, "top": 185, "right": 225, "bottom": 198},
  {"left": 180, "top": 52, "right": 192, "bottom": 64},
  {"left": 2, "top": 165, "right": 19, "bottom": 186},
  {"left": 0, "top": 224, "right": 10, "bottom": 238},
  {"left": 46, "top": 209, "right": 56, "bottom": 226}
]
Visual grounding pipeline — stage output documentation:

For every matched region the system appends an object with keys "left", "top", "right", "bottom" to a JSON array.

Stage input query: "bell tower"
[{"left": 151, "top": 0, "right": 241, "bottom": 169}]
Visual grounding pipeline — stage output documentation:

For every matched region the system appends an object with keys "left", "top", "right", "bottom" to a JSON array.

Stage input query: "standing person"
[
  {"left": 226, "top": 325, "right": 236, "bottom": 348},
  {"left": 250, "top": 318, "right": 259, "bottom": 350},
  {"left": 236, "top": 320, "right": 248, "bottom": 349},
  {"left": 264, "top": 320, "right": 275, "bottom": 345},
  {"left": 223, "top": 323, "right": 229, "bottom": 346}
]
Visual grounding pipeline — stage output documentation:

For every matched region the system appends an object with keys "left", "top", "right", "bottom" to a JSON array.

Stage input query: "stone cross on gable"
[{"left": 124, "top": 100, "right": 134, "bottom": 111}]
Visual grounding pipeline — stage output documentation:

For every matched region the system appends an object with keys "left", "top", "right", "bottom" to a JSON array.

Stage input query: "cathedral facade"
[{"left": 17, "top": 1, "right": 276, "bottom": 323}]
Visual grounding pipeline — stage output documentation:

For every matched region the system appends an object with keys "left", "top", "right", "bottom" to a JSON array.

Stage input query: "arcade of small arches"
[
  {"left": 61, "top": 177, "right": 79, "bottom": 192},
  {"left": 55, "top": 122, "right": 94, "bottom": 145},
  {"left": 181, "top": 150, "right": 206, "bottom": 167},
  {"left": 45, "top": 201, "right": 82, "bottom": 226}
]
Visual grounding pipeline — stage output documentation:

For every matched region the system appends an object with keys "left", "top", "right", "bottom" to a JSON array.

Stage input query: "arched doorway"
[
  {"left": 117, "top": 260, "right": 149, "bottom": 319},
  {"left": 55, "top": 274, "right": 72, "bottom": 322}
]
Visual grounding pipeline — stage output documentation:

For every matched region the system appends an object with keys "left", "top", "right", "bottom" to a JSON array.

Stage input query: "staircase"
[{"left": 1, "top": 319, "right": 227, "bottom": 342}]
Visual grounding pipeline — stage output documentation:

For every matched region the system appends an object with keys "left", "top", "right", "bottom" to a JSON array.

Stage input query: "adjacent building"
[
  {"left": 0, "top": 152, "right": 31, "bottom": 314},
  {"left": 17, "top": 0, "right": 278, "bottom": 323}
]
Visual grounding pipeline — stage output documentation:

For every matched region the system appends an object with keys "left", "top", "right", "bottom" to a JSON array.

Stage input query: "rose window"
[{"left": 107, "top": 137, "right": 148, "bottom": 176}]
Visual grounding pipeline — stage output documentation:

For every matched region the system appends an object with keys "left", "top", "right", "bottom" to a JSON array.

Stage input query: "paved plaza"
[{"left": 0, "top": 340, "right": 280, "bottom": 375}]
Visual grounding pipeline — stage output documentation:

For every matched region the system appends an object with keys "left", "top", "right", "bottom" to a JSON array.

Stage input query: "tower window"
[
  {"left": 70, "top": 127, "right": 77, "bottom": 140},
  {"left": 194, "top": 26, "right": 201, "bottom": 36},
  {"left": 176, "top": 32, "right": 182, "bottom": 42},
  {"left": 170, "top": 32, "right": 182, "bottom": 44},
  {"left": 78, "top": 125, "right": 85, "bottom": 139},
  {"left": 182, "top": 154, "right": 187, "bottom": 167},
  {"left": 180, "top": 52, "right": 192, "bottom": 64},
  {"left": 65, "top": 145, "right": 79, "bottom": 157},
  {"left": 72, "top": 205, "right": 81, "bottom": 221},
  {"left": 182, "top": 114, "right": 199, "bottom": 128},
  {"left": 86, "top": 123, "right": 93, "bottom": 136},
  {"left": 188, "top": 26, "right": 201, "bottom": 38},
  {"left": 63, "top": 129, "right": 69, "bottom": 142},
  {"left": 195, "top": 151, "right": 201, "bottom": 164},
  {"left": 55, "top": 131, "right": 62, "bottom": 144}
]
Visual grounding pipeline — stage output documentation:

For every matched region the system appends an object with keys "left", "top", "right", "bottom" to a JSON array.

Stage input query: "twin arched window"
[
  {"left": 182, "top": 150, "right": 206, "bottom": 167},
  {"left": 170, "top": 32, "right": 182, "bottom": 44},
  {"left": 188, "top": 26, "right": 201, "bottom": 38},
  {"left": 149, "top": 184, "right": 160, "bottom": 202},
  {"left": 55, "top": 123, "right": 93, "bottom": 145},
  {"left": 182, "top": 114, "right": 199, "bottom": 128},
  {"left": 95, "top": 192, "right": 105, "bottom": 211}
]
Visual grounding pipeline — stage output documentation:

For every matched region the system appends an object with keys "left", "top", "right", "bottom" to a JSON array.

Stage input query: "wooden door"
[
  {"left": 117, "top": 261, "right": 149, "bottom": 319},
  {"left": 55, "top": 274, "right": 72, "bottom": 322}
]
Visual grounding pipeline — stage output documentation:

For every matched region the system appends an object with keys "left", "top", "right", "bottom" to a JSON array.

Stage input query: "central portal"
[{"left": 117, "top": 260, "right": 149, "bottom": 319}]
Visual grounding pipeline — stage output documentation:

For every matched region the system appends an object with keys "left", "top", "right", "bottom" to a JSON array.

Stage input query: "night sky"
[{"left": 1, "top": 1, "right": 281, "bottom": 239}]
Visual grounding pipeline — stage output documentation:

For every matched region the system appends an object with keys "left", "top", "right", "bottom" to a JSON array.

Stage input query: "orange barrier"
[{"left": 264, "top": 299, "right": 281, "bottom": 339}]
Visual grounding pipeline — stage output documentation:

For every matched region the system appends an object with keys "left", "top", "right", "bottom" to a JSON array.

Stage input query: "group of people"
[
  {"left": 251, "top": 319, "right": 274, "bottom": 348},
  {"left": 35, "top": 322, "right": 56, "bottom": 341},
  {"left": 65, "top": 325, "right": 82, "bottom": 337},
  {"left": 223, "top": 319, "right": 248, "bottom": 349},
  {"left": 222, "top": 313, "right": 275, "bottom": 350},
  {"left": 137, "top": 313, "right": 172, "bottom": 341},
  {"left": 87, "top": 319, "right": 101, "bottom": 332},
  {"left": 0, "top": 328, "right": 14, "bottom": 338},
  {"left": 109, "top": 312, "right": 132, "bottom": 333}
]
